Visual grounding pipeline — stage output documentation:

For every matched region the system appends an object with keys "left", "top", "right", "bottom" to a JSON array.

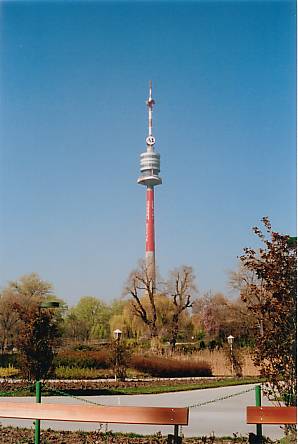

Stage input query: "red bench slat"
[
  {"left": 0, "top": 402, "right": 189, "bottom": 426},
  {"left": 247, "top": 406, "right": 297, "bottom": 425}
]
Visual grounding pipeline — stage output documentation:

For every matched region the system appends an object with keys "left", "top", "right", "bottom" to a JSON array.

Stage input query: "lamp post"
[
  {"left": 227, "top": 335, "right": 234, "bottom": 376},
  {"left": 113, "top": 329, "right": 122, "bottom": 341},
  {"left": 113, "top": 329, "right": 122, "bottom": 381}
]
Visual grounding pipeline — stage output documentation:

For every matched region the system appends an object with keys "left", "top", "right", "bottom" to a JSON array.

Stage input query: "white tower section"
[{"left": 137, "top": 81, "right": 162, "bottom": 187}]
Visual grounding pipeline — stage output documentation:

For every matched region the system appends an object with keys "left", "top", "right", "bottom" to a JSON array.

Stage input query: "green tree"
[
  {"left": 65, "top": 296, "right": 110, "bottom": 341},
  {"left": 239, "top": 218, "right": 296, "bottom": 406},
  {"left": 109, "top": 300, "right": 144, "bottom": 339},
  {"left": 6, "top": 273, "right": 54, "bottom": 304}
]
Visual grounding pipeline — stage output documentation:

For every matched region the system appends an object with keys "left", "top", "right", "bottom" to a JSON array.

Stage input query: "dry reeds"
[
  {"left": 174, "top": 349, "right": 259, "bottom": 376},
  {"left": 131, "top": 355, "right": 212, "bottom": 377}
]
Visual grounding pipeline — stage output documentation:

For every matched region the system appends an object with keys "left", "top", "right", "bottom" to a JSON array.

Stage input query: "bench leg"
[
  {"left": 174, "top": 425, "right": 179, "bottom": 443},
  {"left": 249, "top": 433, "right": 263, "bottom": 444},
  {"left": 256, "top": 424, "right": 262, "bottom": 444},
  {"left": 167, "top": 425, "right": 182, "bottom": 444}
]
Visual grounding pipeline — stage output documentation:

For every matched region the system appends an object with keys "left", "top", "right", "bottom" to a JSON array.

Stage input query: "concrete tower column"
[
  {"left": 146, "top": 185, "right": 155, "bottom": 283},
  {"left": 137, "top": 82, "right": 162, "bottom": 286}
]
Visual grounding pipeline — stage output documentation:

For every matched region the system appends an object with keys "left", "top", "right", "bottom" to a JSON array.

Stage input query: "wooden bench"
[
  {"left": 247, "top": 406, "right": 297, "bottom": 444},
  {"left": 247, "top": 406, "right": 297, "bottom": 425},
  {"left": 0, "top": 402, "right": 189, "bottom": 443}
]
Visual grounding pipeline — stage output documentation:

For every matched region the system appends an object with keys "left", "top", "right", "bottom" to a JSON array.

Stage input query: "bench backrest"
[
  {"left": 247, "top": 406, "right": 297, "bottom": 425},
  {"left": 0, "top": 402, "right": 189, "bottom": 426}
]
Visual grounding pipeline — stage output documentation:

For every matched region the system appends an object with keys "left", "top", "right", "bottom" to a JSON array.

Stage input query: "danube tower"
[{"left": 137, "top": 81, "right": 162, "bottom": 284}]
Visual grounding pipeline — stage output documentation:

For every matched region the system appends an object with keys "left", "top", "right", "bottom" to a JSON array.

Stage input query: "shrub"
[
  {"left": 131, "top": 355, "right": 212, "bottom": 377},
  {"left": 207, "top": 340, "right": 219, "bottom": 351},
  {"left": 199, "top": 340, "right": 206, "bottom": 350},
  {"left": 54, "top": 350, "right": 110, "bottom": 369},
  {"left": 175, "top": 343, "right": 200, "bottom": 354},
  {"left": 72, "top": 344, "right": 94, "bottom": 352},
  {"left": 13, "top": 302, "right": 61, "bottom": 381},
  {"left": 108, "top": 341, "right": 131, "bottom": 381},
  {"left": 0, "top": 353, "right": 18, "bottom": 368},
  {"left": 54, "top": 366, "right": 109, "bottom": 379}
]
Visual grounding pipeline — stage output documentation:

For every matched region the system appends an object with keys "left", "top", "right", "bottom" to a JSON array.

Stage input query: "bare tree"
[
  {"left": 166, "top": 266, "right": 197, "bottom": 351},
  {"left": 229, "top": 262, "right": 268, "bottom": 337},
  {"left": 193, "top": 290, "right": 255, "bottom": 346},
  {"left": 124, "top": 260, "right": 158, "bottom": 339}
]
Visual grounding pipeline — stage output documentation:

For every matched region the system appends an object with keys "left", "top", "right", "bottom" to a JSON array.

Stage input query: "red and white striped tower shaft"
[{"left": 137, "top": 82, "right": 162, "bottom": 285}]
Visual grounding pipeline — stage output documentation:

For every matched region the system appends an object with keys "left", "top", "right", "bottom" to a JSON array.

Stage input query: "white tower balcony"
[{"left": 138, "top": 151, "right": 162, "bottom": 186}]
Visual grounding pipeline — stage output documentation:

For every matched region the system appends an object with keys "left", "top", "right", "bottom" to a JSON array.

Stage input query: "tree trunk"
[{"left": 170, "top": 314, "right": 179, "bottom": 352}]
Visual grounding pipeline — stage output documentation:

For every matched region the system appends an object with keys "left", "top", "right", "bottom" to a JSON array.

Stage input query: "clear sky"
[{"left": 0, "top": 0, "right": 296, "bottom": 305}]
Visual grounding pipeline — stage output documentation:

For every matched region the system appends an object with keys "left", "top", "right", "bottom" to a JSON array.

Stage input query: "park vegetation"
[
  {"left": 0, "top": 218, "right": 296, "bottom": 406},
  {"left": 232, "top": 218, "right": 296, "bottom": 407}
]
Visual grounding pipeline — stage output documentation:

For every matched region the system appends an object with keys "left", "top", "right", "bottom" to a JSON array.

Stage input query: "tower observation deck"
[
  {"left": 137, "top": 81, "right": 162, "bottom": 284},
  {"left": 137, "top": 82, "right": 162, "bottom": 187}
]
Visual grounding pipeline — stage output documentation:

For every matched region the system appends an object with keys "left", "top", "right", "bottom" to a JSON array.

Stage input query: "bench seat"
[
  {"left": 0, "top": 402, "right": 189, "bottom": 426},
  {"left": 247, "top": 406, "right": 297, "bottom": 425}
]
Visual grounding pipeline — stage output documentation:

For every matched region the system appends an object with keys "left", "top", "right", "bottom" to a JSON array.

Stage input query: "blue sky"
[{"left": 0, "top": 0, "right": 296, "bottom": 305}]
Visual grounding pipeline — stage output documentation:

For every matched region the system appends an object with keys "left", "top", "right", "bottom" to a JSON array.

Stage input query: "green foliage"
[
  {"left": 196, "top": 330, "right": 205, "bottom": 340},
  {"left": 54, "top": 366, "right": 108, "bottom": 379},
  {"left": 54, "top": 350, "right": 110, "bottom": 369},
  {"left": 240, "top": 217, "right": 297, "bottom": 406},
  {"left": 64, "top": 296, "right": 111, "bottom": 341}
]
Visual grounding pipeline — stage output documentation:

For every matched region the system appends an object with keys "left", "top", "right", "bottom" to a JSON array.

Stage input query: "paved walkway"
[{"left": 0, "top": 384, "right": 284, "bottom": 438}]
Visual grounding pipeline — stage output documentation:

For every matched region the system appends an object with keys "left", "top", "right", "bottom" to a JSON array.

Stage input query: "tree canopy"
[{"left": 239, "top": 217, "right": 296, "bottom": 406}]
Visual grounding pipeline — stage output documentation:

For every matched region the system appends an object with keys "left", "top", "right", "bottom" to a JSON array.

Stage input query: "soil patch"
[{"left": 0, "top": 427, "right": 259, "bottom": 444}]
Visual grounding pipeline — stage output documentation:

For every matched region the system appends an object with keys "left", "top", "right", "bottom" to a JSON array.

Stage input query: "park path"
[{"left": 0, "top": 384, "right": 284, "bottom": 438}]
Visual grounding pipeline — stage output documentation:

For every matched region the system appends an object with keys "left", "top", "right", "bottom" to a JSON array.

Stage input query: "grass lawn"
[
  {"left": 0, "top": 377, "right": 263, "bottom": 397},
  {"left": 88, "top": 377, "right": 263, "bottom": 396}
]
